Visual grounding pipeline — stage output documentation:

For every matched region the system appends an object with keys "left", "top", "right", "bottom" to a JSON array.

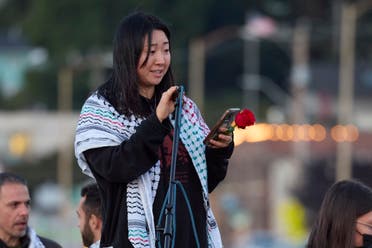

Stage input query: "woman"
[
  {"left": 307, "top": 180, "right": 372, "bottom": 248},
  {"left": 74, "top": 12, "right": 233, "bottom": 248}
]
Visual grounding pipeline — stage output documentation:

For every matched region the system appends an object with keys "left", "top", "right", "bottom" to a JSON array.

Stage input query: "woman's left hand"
[{"left": 207, "top": 127, "right": 233, "bottom": 149}]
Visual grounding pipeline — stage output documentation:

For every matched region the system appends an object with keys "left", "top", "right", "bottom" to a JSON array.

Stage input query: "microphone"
[
  {"left": 171, "top": 86, "right": 183, "bottom": 120},
  {"left": 171, "top": 86, "right": 180, "bottom": 102}
]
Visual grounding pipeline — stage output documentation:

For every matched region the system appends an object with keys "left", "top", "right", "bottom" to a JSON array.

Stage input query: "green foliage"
[
  {"left": 4, "top": 65, "right": 94, "bottom": 111},
  {"left": 18, "top": 0, "right": 213, "bottom": 59},
  {"left": 22, "top": 0, "right": 111, "bottom": 59},
  {"left": 0, "top": 0, "right": 219, "bottom": 110},
  {"left": 0, "top": 85, "right": 4, "bottom": 108},
  {"left": 71, "top": 69, "right": 97, "bottom": 110},
  {"left": 0, "top": 0, "right": 30, "bottom": 28},
  {"left": 0, "top": 0, "right": 343, "bottom": 112},
  {"left": 4, "top": 65, "right": 58, "bottom": 110}
]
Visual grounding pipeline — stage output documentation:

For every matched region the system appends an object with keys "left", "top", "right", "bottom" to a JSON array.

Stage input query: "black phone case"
[{"left": 203, "top": 108, "right": 240, "bottom": 145}]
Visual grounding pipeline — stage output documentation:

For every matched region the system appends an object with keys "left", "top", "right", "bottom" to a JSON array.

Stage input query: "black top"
[
  {"left": 84, "top": 95, "right": 233, "bottom": 247},
  {"left": 153, "top": 129, "right": 207, "bottom": 247}
]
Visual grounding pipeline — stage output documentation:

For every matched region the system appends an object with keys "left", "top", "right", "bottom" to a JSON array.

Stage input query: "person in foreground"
[
  {"left": 75, "top": 11, "right": 234, "bottom": 248},
  {"left": 307, "top": 179, "right": 372, "bottom": 248},
  {"left": 0, "top": 172, "right": 62, "bottom": 248},
  {"left": 77, "top": 182, "right": 102, "bottom": 248}
]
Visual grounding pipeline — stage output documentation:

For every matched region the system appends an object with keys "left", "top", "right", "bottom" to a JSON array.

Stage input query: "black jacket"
[
  {"left": 83, "top": 94, "right": 233, "bottom": 247},
  {"left": 0, "top": 235, "right": 62, "bottom": 248}
]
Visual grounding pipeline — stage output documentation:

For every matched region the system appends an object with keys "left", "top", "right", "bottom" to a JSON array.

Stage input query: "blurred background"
[{"left": 1, "top": 0, "right": 372, "bottom": 247}]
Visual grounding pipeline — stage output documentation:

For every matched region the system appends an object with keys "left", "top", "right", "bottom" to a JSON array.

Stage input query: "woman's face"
[
  {"left": 137, "top": 29, "right": 170, "bottom": 98},
  {"left": 355, "top": 210, "right": 372, "bottom": 247}
]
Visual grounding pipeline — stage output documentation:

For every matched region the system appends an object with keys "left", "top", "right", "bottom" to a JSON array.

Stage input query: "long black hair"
[
  {"left": 307, "top": 179, "right": 372, "bottom": 248},
  {"left": 99, "top": 11, "right": 174, "bottom": 117}
]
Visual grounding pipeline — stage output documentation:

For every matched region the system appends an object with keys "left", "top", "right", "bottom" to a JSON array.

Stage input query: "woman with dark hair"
[
  {"left": 75, "top": 12, "right": 233, "bottom": 248},
  {"left": 307, "top": 180, "right": 372, "bottom": 248}
]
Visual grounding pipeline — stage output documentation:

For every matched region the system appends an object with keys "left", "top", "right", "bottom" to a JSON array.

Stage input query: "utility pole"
[
  {"left": 57, "top": 67, "right": 74, "bottom": 216},
  {"left": 291, "top": 19, "right": 310, "bottom": 164},
  {"left": 336, "top": 1, "right": 356, "bottom": 180},
  {"left": 188, "top": 26, "right": 239, "bottom": 115},
  {"left": 188, "top": 38, "right": 205, "bottom": 113},
  {"left": 56, "top": 52, "right": 110, "bottom": 215},
  {"left": 242, "top": 13, "right": 261, "bottom": 117},
  {"left": 241, "top": 13, "right": 277, "bottom": 118},
  {"left": 57, "top": 67, "right": 73, "bottom": 190},
  {"left": 336, "top": 0, "right": 372, "bottom": 180},
  {"left": 242, "top": 35, "right": 260, "bottom": 116}
]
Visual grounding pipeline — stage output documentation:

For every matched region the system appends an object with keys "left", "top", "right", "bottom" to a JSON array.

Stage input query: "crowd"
[
  {"left": 0, "top": 172, "right": 102, "bottom": 248},
  {"left": 1, "top": 170, "right": 371, "bottom": 248}
]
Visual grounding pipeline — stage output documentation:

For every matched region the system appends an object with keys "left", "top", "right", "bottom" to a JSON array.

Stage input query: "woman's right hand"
[{"left": 156, "top": 86, "right": 179, "bottom": 122}]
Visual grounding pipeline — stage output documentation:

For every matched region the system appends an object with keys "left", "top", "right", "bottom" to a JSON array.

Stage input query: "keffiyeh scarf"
[
  {"left": 75, "top": 92, "right": 223, "bottom": 248},
  {"left": 28, "top": 227, "right": 45, "bottom": 248}
]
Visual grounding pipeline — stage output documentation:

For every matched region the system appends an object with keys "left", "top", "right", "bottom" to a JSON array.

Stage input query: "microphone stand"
[{"left": 162, "top": 85, "right": 184, "bottom": 248}]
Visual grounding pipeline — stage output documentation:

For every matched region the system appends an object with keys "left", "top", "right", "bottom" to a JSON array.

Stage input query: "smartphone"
[{"left": 203, "top": 108, "right": 240, "bottom": 145}]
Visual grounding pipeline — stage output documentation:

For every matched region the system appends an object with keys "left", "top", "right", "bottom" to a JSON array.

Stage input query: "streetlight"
[
  {"left": 56, "top": 51, "right": 111, "bottom": 215},
  {"left": 188, "top": 26, "right": 240, "bottom": 114},
  {"left": 241, "top": 13, "right": 277, "bottom": 118}
]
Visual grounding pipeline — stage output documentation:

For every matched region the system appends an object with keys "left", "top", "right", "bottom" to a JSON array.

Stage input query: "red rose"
[{"left": 234, "top": 109, "right": 255, "bottom": 129}]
